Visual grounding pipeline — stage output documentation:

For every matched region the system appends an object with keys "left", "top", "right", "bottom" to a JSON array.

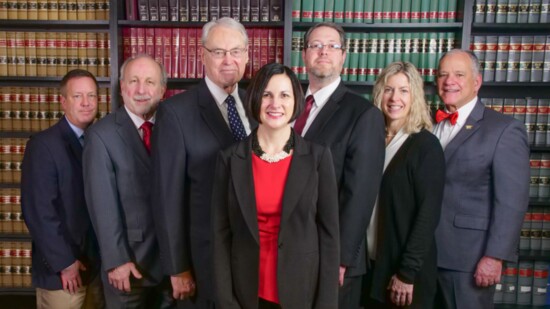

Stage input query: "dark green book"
[
  {"left": 344, "top": 0, "right": 354, "bottom": 22},
  {"left": 402, "top": 32, "right": 412, "bottom": 62},
  {"left": 373, "top": 0, "right": 382, "bottom": 22},
  {"left": 410, "top": 32, "right": 421, "bottom": 69},
  {"left": 391, "top": 0, "right": 401, "bottom": 22},
  {"left": 291, "top": 31, "right": 301, "bottom": 76},
  {"left": 291, "top": 0, "right": 300, "bottom": 21},
  {"left": 348, "top": 33, "right": 360, "bottom": 81},
  {"left": 358, "top": 33, "right": 368, "bottom": 81},
  {"left": 425, "top": 32, "right": 437, "bottom": 82},
  {"left": 364, "top": 0, "right": 374, "bottom": 23},
  {"left": 366, "top": 33, "right": 378, "bottom": 81},
  {"left": 429, "top": 0, "right": 438, "bottom": 22},
  {"left": 410, "top": 0, "right": 420, "bottom": 22},
  {"left": 353, "top": 0, "right": 364, "bottom": 22},
  {"left": 437, "top": 0, "right": 447, "bottom": 21},
  {"left": 376, "top": 33, "right": 387, "bottom": 77},
  {"left": 333, "top": 0, "right": 344, "bottom": 22},
  {"left": 313, "top": 0, "right": 324, "bottom": 22},
  {"left": 341, "top": 33, "right": 352, "bottom": 81},
  {"left": 394, "top": 32, "right": 403, "bottom": 62},
  {"left": 447, "top": 0, "right": 457, "bottom": 21},
  {"left": 401, "top": 0, "right": 411, "bottom": 22},
  {"left": 324, "top": 0, "right": 334, "bottom": 21},
  {"left": 385, "top": 32, "right": 396, "bottom": 66},
  {"left": 301, "top": 0, "right": 313, "bottom": 21}
]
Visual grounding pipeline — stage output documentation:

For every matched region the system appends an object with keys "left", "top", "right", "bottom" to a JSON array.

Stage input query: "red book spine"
[
  {"left": 171, "top": 28, "right": 180, "bottom": 78},
  {"left": 275, "top": 28, "right": 283, "bottom": 64},
  {"left": 137, "top": 27, "right": 146, "bottom": 54},
  {"left": 196, "top": 29, "right": 203, "bottom": 79},
  {"left": 179, "top": 28, "right": 188, "bottom": 78},
  {"left": 145, "top": 28, "right": 155, "bottom": 57},
  {"left": 252, "top": 27, "right": 261, "bottom": 77},
  {"left": 154, "top": 28, "right": 163, "bottom": 66},
  {"left": 122, "top": 28, "right": 131, "bottom": 61},
  {"left": 259, "top": 28, "right": 268, "bottom": 68},
  {"left": 162, "top": 28, "right": 172, "bottom": 78},
  {"left": 187, "top": 28, "right": 197, "bottom": 79},
  {"left": 130, "top": 27, "right": 138, "bottom": 58},
  {"left": 245, "top": 28, "right": 253, "bottom": 79},
  {"left": 267, "top": 28, "right": 276, "bottom": 64}
]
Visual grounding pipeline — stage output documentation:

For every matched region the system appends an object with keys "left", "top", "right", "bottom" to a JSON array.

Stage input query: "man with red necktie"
[
  {"left": 83, "top": 54, "right": 175, "bottom": 308},
  {"left": 433, "top": 49, "right": 529, "bottom": 309}
]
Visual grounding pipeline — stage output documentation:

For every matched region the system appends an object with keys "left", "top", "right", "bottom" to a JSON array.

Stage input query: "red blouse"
[{"left": 252, "top": 154, "right": 292, "bottom": 304}]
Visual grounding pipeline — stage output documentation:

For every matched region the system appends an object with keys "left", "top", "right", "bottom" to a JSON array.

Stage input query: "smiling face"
[
  {"left": 202, "top": 26, "right": 249, "bottom": 93},
  {"left": 302, "top": 26, "right": 346, "bottom": 84},
  {"left": 259, "top": 73, "right": 295, "bottom": 132},
  {"left": 381, "top": 73, "right": 412, "bottom": 128},
  {"left": 120, "top": 56, "right": 166, "bottom": 120},
  {"left": 60, "top": 76, "right": 98, "bottom": 129},
  {"left": 436, "top": 51, "right": 482, "bottom": 112}
]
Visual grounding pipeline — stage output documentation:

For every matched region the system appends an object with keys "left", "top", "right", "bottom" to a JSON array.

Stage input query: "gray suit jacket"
[
  {"left": 435, "top": 100, "right": 530, "bottom": 272},
  {"left": 83, "top": 107, "right": 163, "bottom": 286}
]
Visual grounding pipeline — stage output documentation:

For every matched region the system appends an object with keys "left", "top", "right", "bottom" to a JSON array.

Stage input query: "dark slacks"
[
  {"left": 102, "top": 276, "right": 175, "bottom": 309},
  {"left": 339, "top": 275, "right": 363, "bottom": 309},
  {"left": 435, "top": 268, "right": 496, "bottom": 309}
]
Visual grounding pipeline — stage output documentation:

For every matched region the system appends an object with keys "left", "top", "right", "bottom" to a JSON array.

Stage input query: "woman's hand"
[{"left": 387, "top": 274, "right": 414, "bottom": 306}]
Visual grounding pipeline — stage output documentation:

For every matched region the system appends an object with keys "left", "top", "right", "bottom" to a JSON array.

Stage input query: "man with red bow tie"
[{"left": 433, "top": 49, "right": 529, "bottom": 309}]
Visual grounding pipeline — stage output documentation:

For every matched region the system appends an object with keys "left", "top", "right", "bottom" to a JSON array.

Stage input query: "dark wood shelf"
[
  {"left": 0, "top": 234, "right": 31, "bottom": 241},
  {"left": 518, "top": 249, "right": 550, "bottom": 260},
  {"left": 292, "top": 22, "right": 463, "bottom": 32},
  {"left": 0, "top": 288, "right": 34, "bottom": 296},
  {"left": 530, "top": 146, "right": 550, "bottom": 153},
  {"left": 0, "top": 131, "right": 34, "bottom": 139},
  {"left": 529, "top": 197, "right": 550, "bottom": 206},
  {"left": 0, "top": 20, "right": 109, "bottom": 31},
  {"left": 472, "top": 23, "right": 550, "bottom": 35},
  {"left": 0, "top": 77, "right": 111, "bottom": 88},
  {"left": 118, "top": 20, "right": 284, "bottom": 28}
]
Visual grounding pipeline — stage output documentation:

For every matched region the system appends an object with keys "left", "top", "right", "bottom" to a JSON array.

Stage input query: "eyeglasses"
[
  {"left": 306, "top": 43, "right": 344, "bottom": 51},
  {"left": 203, "top": 47, "right": 247, "bottom": 59}
]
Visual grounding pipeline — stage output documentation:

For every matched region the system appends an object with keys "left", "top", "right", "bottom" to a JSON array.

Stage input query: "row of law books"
[
  {"left": 0, "top": 87, "right": 111, "bottom": 134},
  {"left": 292, "top": 0, "right": 458, "bottom": 23},
  {"left": 474, "top": 0, "right": 550, "bottom": 23},
  {"left": 290, "top": 31, "right": 457, "bottom": 82},
  {"left": 125, "top": 0, "right": 282, "bottom": 22},
  {"left": 0, "top": 31, "right": 111, "bottom": 78},
  {"left": 494, "top": 260, "right": 549, "bottom": 306},
  {"left": 471, "top": 35, "right": 550, "bottom": 83},
  {"left": 0, "top": 138, "right": 26, "bottom": 185},
  {"left": 0, "top": 241, "right": 31, "bottom": 288},
  {"left": 519, "top": 205, "right": 550, "bottom": 251},
  {"left": 0, "top": 188, "right": 28, "bottom": 235},
  {"left": 122, "top": 27, "right": 283, "bottom": 79},
  {"left": 0, "top": 0, "right": 110, "bottom": 20}
]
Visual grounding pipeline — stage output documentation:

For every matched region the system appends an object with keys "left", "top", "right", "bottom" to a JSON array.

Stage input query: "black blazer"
[
  {"left": 21, "top": 117, "right": 100, "bottom": 289},
  {"left": 304, "top": 82, "right": 385, "bottom": 276},
  {"left": 212, "top": 132, "right": 340, "bottom": 309},
  {"left": 370, "top": 130, "right": 445, "bottom": 308},
  {"left": 151, "top": 80, "right": 257, "bottom": 300}
]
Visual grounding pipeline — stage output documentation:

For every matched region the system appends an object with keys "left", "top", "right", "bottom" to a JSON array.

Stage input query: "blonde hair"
[{"left": 373, "top": 61, "right": 433, "bottom": 133}]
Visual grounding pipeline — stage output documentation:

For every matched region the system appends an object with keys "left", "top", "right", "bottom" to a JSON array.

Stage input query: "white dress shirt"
[
  {"left": 296, "top": 77, "right": 341, "bottom": 136},
  {"left": 205, "top": 76, "right": 252, "bottom": 135},
  {"left": 124, "top": 105, "right": 156, "bottom": 139},
  {"left": 433, "top": 97, "right": 478, "bottom": 150}
]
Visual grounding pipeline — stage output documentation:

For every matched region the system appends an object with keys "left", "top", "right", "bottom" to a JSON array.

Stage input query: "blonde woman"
[{"left": 367, "top": 61, "right": 445, "bottom": 308}]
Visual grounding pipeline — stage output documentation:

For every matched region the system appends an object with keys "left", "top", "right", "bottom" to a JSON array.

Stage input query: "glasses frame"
[
  {"left": 203, "top": 46, "right": 248, "bottom": 59},
  {"left": 306, "top": 43, "right": 344, "bottom": 51}
]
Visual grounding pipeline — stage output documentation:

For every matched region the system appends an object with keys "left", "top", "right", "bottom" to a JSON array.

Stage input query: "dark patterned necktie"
[{"left": 226, "top": 95, "right": 247, "bottom": 141}]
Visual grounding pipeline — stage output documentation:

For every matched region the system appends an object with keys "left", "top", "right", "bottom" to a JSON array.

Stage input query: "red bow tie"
[{"left": 436, "top": 109, "right": 459, "bottom": 125}]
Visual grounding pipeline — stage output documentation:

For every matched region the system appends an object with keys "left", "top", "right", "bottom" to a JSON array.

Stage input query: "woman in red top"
[{"left": 212, "top": 62, "right": 340, "bottom": 309}]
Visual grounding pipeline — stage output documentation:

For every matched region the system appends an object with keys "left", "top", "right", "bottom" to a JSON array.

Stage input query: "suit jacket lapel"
[
  {"left": 444, "top": 100, "right": 484, "bottom": 162},
  {"left": 280, "top": 135, "right": 312, "bottom": 230},
  {"left": 115, "top": 107, "right": 150, "bottom": 168},
  {"left": 197, "top": 80, "right": 237, "bottom": 147},
  {"left": 304, "top": 82, "right": 345, "bottom": 140},
  {"left": 59, "top": 117, "right": 83, "bottom": 166},
  {"left": 231, "top": 139, "right": 260, "bottom": 244}
]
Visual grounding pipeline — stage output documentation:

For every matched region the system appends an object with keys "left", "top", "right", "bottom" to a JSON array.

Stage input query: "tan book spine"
[
  {"left": 37, "top": 0, "right": 47, "bottom": 20},
  {"left": 86, "top": 32, "right": 97, "bottom": 76},
  {"left": 0, "top": 88, "right": 11, "bottom": 132},
  {"left": 56, "top": 32, "right": 67, "bottom": 76},
  {"left": 14, "top": 32, "right": 25, "bottom": 76},
  {"left": 6, "top": 32, "right": 16, "bottom": 76},
  {"left": 96, "top": 32, "right": 107, "bottom": 77},
  {"left": 77, "top": 32, "right": 87, "bottom": 70},
  {"left": 20, "top": 242, "right": 31, "bottom": 287},
  {"left": 7, "top": 0, "right": 17, "bottom": 19},
  {"left": 0, "top": 189, "right": 10, "bottom": 233},
  {"left": 0, "top": 32, "right": 7, "bottom": 77},
  {"left": 48, "top": 88, "right": 61, "bottom": 126},
  {"left": 24, "top": 32, "right": 37, "bottom": 76},
  {"left": 35, "top": 32, "right": 47, "bottom": 76},
  {"left": 48, "top": 0, "right": 59, "bottom": 20},
  {"left": 0, "top": 1, "right": 7, "bottom": 19},
  {"left": 76, "top": 0, "right": 85, "bottom": 19},
  {"left": 19, "top": 88, "right": 30, "bottom": 132},
  {"left": 10, "top": 242, "right": 21, "bottom": 287},
  {"left": 66, "top": 0, "right": 76, "bottom": 19},
  {"left": 29, "top": 88, "right": 40, "bottom": 132},
  {"left": 27, "top": 0, "right": 38, "bottom": 19},
  {"left": 0, "top": 242, "right": 12, "bottom": 287},
  {"left": 9, "top": 87, "right": 21, "bottom": 132},
  {"left": 18, "top": 0, "right": 28, "bottom": 19},
  {"left": 37, "top": 88, "right": 48, "bottom": 130},
  {"left": 85, "top": 0, "right": 94, "bottom": 19},
  {"left": 98, "top": 87, "right": 108, "bottom": 119},
  {"left": 58, "top": 0, "right": 67, "bottom": 19},
  {"left": 95, "top": 0, "right": 105, "bottom": 19},
  {"left": 66, "top": 32, "right": 78, "bottom": 71},
  {"left": 46, "top": 32, "right": 57, "bottom": 76}
]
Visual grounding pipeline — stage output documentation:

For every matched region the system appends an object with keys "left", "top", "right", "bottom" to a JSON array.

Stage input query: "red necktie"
[
  {"left": 141, "top": 121, "right": 153, "bottom": 154},
  {"left": 294, "top": 95, "right": 315, "bottom": 135},
  {"left": 436, "top": 109, "right": 459, "bottom": 125}
]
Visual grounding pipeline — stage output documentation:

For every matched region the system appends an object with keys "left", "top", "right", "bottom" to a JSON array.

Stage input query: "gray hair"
[
  {"left": 119, "top": 54, "right": 168, "bottom": 87},
  {"left": 202, "top": 17, "right": 248, "bottom": 47},
  {"left": 439, "top": 49, "right": 481, "bottom": 77}
]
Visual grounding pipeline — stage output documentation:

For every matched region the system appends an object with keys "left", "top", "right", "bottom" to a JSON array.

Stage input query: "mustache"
[{"left": 133, "top": 95, "right": 152, "bottom": 101}]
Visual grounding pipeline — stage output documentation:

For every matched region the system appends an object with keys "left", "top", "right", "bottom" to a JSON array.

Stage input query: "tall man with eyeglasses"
[
  {"left": 151, "top": 17, "right": 257, "bottom": 308},
  {"left": 298, "top": 22, "right": 385, "bottom": 308}
]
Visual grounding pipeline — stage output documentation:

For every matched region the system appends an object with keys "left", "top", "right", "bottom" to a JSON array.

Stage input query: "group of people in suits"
[{"left": 20, "top": 17, "right": 529, "bottom": 309}]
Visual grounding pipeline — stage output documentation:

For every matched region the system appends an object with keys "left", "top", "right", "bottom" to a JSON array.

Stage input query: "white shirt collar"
[
  {"left": 305, "top": 77, "right": 341, "bottom": 108},
  {"left": 124, "top": 105, "right": 156, "bottom": 129},
  {"left": 446, "top": 96, "right": 478, "bottom": 126},
  {"left": 205, "top": 75, "right": 240, "bottom": 107}
]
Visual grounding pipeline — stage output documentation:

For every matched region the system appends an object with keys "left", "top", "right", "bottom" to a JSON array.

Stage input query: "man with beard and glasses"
[{"left": 297, "top": 22, "right": 385, "bottom": 309}]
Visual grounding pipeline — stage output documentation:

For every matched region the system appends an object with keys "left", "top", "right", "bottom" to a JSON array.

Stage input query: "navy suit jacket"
[
  {"left": 152, "top": 80, "right": 257, "bottom": 300},
  {"left": 21, "top": 117, "right": 100, "bottom": 289},
  {"left": 435, "top": 100, "right": 530, "bottom": 272}
]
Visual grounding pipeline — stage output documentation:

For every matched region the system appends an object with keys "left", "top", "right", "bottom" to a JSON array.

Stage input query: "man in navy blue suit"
[{"left": 21, "top": 69, "right": 104, "bottom": 309}]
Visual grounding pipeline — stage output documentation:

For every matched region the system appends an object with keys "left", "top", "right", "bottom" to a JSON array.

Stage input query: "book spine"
[
  {"left": 532, "top": 261, "right": 549, "bottom": 306},
  {"left": 358, "top": 33, "right": 367, "bottom": 81},
  {"left": 258, "top": 0, "right": 268, "bottom": 21},
  {"left": 209, "top": 0, "right": 219, "bottom": 20},
  {"left": 312, "top": 0, "right": 324, "bottom": 22},
  {"left": 529, "top": 0, "right": 542, "bottom": 23},
  {"left": 448, "top": 0, "right": 457, "bottom": 21},
  {"left": 507, "top": 0, "right": 519, "bottom": 22},
  {"left": 18, "top": 1, "right": 28, "bottom": 20},
  {"left": 544, "top": 35, "right": 550, "bottom": 82},
  {"left": 495, "top": 35, "right": 510, "bottom": 82},
  {"left": 333, "top": 0, "right": 344, "bottom": 22},
  {"left": 179, "top": 28, "right": 187, "bottom": 78},
  {"left": 291, "top": 0, "right": 300, "bottom": 21},
  {"left": 249, "top": 0, "right": 259, "bottom": 21},
  {"left": 381, "top": 0, "right": 391, "bottom": 23},
  {"left": 149, "top": 0, "right": 159, "bottom": 21},
  {"left": 437, "top": 0, "right": 447, "bottom": 22},
  {"left": 300, "top": 0, "right": 313, "bottom": 22},
  {"left": 0, "top": 33, "right": 7, "bottom": 77},
  {"left": 390, "top": 0, "right": 400, "bottom": 22},
  {"left": 162, "top": 28, "right": 172, "bottom": 78},
  {"left": 198, "top": 0, "right": 208, "bottom": 21},
  {"left": 518, "top": 0, "right": 529, "bottom": 22},
  {"left": 159, "top": 0, "right": 169, "bottom": 20},
  {"left": 495, "top": 0, "right": 508, "bottom": 23},
  {"left": 536, "top": 99, "right": 549, "bottom": 146},
  {"left": 290, "top": 31, "right": 300, "bottom": 76},
  {"left": 56, "top": 32, "right": 67, "bottom": 76},
  {"left": 542, "top": 208, "right": 550, "bottom": 250},
  {"left": 420, "top": 0, "right": 429, "bottom": 23},
  {"left": 347, "top": 33, "right": 360, "bottom": 81},
  {"left": 187, "top": 28, "right": 196, "bottom": 79},
  {"left": 219, "top": 0, "right": 230, "bottom": 17},
  {"left": 526, "top": 98, "right": 538, "bottom": 145},
  {"left": 252, "top": 27, "right": 261, "bottom": 76},
  {"left": 541, "top": 0, "right": 549, "bottom": 22},
  {"left": 517, "top": 261, "right": 534, "bottom": 305},
  {"left": 353, "top": 0, "right": 364, "bottom": 23},
  {"left": 518, "top": 35, "right": 534, "bottom": 82},
  {"left": 275, "top": 28, "right": 283, "bottom": 63},
  {"left": 364, "top": 0, "right": 373, "bottom": 23},
  {"left": 410, "top": 0, "right": 420, "bottom": 22},
  {"left": 189, "top": 0, "right": 198, "bottom": 21},
  {"left": 343, "top": 0, "right": 354, "bottom": 23},
  {"left": 267, "top": 28, "right": 276, "bottom": 63},
  {"left": 138, "top": 0, "right": 149, "bottom": 20},
  {"left": 85, "top": 0, "right": 95, "bottom": 20},
  {"left": 259, "top": 28, "right": 268, "bottom": 68},
  {"left": 485, "top": 0, "right": 497, "bottom": 23},
  {"left": 429, "top": 0, "right": 439, "bottom": 22},
  {"left": 471, "top": 35, "right": 486, "bottom": 77},
  {"left": 230, "top": 0, "right": 239, "bottom": 20},
  {"left": 506, "top": 36, "right": 521, "bottom": 82},
  {"left": 268, "top": 0, "right": 281, "bottom": 21},
  {"left": 531, "top": 35, "right": 545, "bottom": 82}
]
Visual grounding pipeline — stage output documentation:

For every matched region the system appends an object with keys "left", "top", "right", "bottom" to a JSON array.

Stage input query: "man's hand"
[
  {"left": 387, "top": 274, "right": 414, "bottom": 307},
  {"left": 107, "top": 262, "right": 143, "bottom": 292},
  {"left": 60, "top": 260, "right": 86, "bottom": 294},
  {"left": 170, "top": 271, "right": 196, "bottom": 300},
  {"left": 339, "top": 266, "right": 346, "bottom": 287},
  {"left": 474, "top": 256, "right": 502, "bottom": 287}
]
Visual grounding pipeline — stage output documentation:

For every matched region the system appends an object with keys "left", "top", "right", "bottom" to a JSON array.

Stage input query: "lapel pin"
[{"left": 465, "top": 125, "right": 473, "bottom": 129}]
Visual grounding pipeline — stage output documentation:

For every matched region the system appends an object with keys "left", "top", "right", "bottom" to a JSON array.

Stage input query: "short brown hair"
[{"left": 60, "top": 69, "right": 99, "bottom": 97}]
